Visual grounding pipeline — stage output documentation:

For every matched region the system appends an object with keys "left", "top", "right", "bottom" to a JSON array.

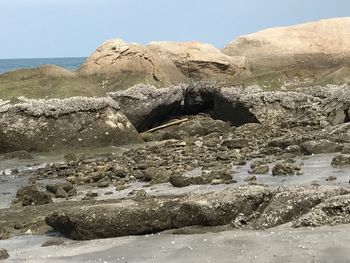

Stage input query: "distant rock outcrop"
[
  {"left": 0, "top": 65, "right": 100, "bottom": 99},
  {"left": 0, "top": 97, "right": 142, "bottom": 152},
  {"left": 222, "top": 17, "right": 350, "bottom": 88},
  {"left": 148, "top": 41, "right": 246, "bottom": 81}
]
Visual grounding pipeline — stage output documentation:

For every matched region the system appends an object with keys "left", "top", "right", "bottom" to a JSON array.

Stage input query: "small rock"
[
  {"left": 0, "top": 248, "right": 9, "bottom": 260},
  {"left": 331, "top": 154, "right": 350, "bottom": 167},
  {"left": 97, "top": 180, "right": 109, "bottom": 188},
  {"left": 41, "top": 238, "right": 65, "bottom": 247},
  {"left": 55, "top": 187, "right": 67, "bottom": 198},
  {"left": 86, "top": 191, "right": 98, "bottom": 198},
  {"left": 136, "top": 189, "right": 147, "bottom": 197},
  {"left": 244, "top": 175, "right": 257, "bottom": 182},
  {"left": 326, "top": 176, "right": 337, "bottom": 181},
  {"left": 15, "top": 185, "right": 53, "bottom": 206},
  {"left": 272, "top": 161, "right": 298, "bottom": 176}
]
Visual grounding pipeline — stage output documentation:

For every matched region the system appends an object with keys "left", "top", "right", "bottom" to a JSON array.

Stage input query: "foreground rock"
[
  {"left": 0, "top": 248, "right": 9, "bottom": 260},
  {"left": 293, "top": 194, "right": 350, "bottom": 227},
  {"left": 0, "top": 97, "right": 142, "bottom": 152},
  {"left": 45, "top": 185, "right": 349, "bottom": 240}
]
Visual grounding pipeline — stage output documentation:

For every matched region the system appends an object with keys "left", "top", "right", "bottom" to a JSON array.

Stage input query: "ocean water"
[{"left": 0, "top": 57, "right": 86, "bottom": 74}]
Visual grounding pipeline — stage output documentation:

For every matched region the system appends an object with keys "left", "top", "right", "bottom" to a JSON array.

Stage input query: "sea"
[{"left": 0, "top": 57, "right": 86, "bottom": 74}]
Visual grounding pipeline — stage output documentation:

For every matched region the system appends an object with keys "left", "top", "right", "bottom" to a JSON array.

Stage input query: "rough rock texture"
[
  {"left": 108, "top": 84, "right": 185, "bottom": 131},
  {"left": 0, "top": 248, "right": 9, "bottom": 260},
  {"left": 13, "top": 185, "right": 53, "bottom": 206},
  {"left": 78, "top": 39, "right": 188, "bottom": 90},
  {"left": 0, "top": 97, "right": 142, "bottom": 152},
  {"left": 212, "top": 86, "right": 320, "bottom": 127},
  {"left": 45, "top": 185, "right": 349, "bottom": 240},
  {"left": 148, "top": 41, "right": 245, "bottom": 81},
  {"left": 222, "top": 17, "right": 350, "bottom": 88},
  {"left": 293, "top": 194, "right": 350, "bottom": 227}
]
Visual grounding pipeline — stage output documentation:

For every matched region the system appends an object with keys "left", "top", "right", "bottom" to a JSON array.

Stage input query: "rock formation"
[
  {"left": 222, "top": 17, "right": 350, "bottom": 88},
  {"left": 148, "top": 41, "right": 246, "bottom": 81},
  {"left": 77, "top": 39, "right": 188, "bottom": 89},
  {"left": 0, "top": 97, "right": 142, "bottom": 152}
]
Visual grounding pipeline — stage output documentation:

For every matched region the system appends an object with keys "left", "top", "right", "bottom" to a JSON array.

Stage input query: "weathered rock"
[
  {"left": 170, "top": 169, "right": 232, "bottom": 188},
  {"left": 223, "top": 17, "right": 350, "bottom": 88},
  {"left": 301, "top": 140, "right": 343, "bottom": 155},
  {"left": 0, "top": 248, "right": 9, "bottom": 260},
  {"left": 293, "top": 194, "right": 350, "bottom": 227},
  {"left": 14, "top": 185, "right": 53, "bottom": 206},
  {"left": 148, "top": 41, "right": 245, "bottom": 81},
  {"left": 108, "top": 84, "right": 185, "bottom": 131},
  {"left": 213, "top": 87, "right": 321, "bottom": 127},
  {"left": 45, "top": 185, "right": 350, "bottom": 240},
  {"left": 78, "top": 39, "right": 188, "bottom": 90},
  {"left": 0, "top": 97, "right": 142, "bottom": 152},
  {"left": 331, "top": 154, "right": 350, "bottom": 167},
  {"left": 41, "top": 238, "right": 66, "bottom": 247},
  {"left": 55, "top": 187, "right": 67, "bottom": 198},
  {"left": 254, "top": 186, "right": 349, "bottom": 229},
  {"left": 46, "top": 182, "right": 74, "bottom": 195},
  {"left": 272, "top": 161, "right": 299, "bottom": 176},
  {"left": 46, "top": 186, "right": 271, "bottom": 240}
]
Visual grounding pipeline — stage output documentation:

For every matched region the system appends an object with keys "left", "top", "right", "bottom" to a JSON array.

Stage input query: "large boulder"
[
  {"left": 0, "top": 97, "right": 142, "bottom": 152},
  {"left": 293, "top": 194, "right": 350, "bottom": 227},
  {"left": 78, "top": 39, "right": 188, "bottom": 90},
  {"left": 222, "top": 17, "right": 350, "bottom": 88},
  {"left": 108, "top": 84, "right": 185, "bottom": 131},
  {"left": 212, "top": 86, "right": 321, "bottom": 127},
  {"left": 45, "top": 185, "right": 349, "bottom": 240},
  {"left": 148, "top": 41, "right": 245, "bottom": 81}
]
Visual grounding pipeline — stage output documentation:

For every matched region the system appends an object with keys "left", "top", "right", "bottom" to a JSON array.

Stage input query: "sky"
[{"left": 0, "top": 0, "right": 349, "bottom": 59}]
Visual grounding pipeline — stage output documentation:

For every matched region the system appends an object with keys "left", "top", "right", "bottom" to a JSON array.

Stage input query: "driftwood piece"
[{"left": 145, "top": 118, "right": 189, "bottom": 133}]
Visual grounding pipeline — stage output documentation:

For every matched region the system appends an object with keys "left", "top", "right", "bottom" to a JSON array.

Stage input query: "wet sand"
[{"left": 1, "top": 224, "right": 349, "bottom": 263}]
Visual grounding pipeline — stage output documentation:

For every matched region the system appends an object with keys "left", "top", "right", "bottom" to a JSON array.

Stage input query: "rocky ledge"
[{"left": 0, "top": 96, "right": 142, "bottom": 152}]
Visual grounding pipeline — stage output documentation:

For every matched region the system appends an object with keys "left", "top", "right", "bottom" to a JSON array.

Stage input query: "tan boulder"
[
  {"left": 148, "top": 41, "right": 246, "bottom": 81},
  {"left": 78, "top": 39, "right": 188, "bottom": 89},
  {"left": 222, "top": 17, "right": 350, "bottom": 88}
]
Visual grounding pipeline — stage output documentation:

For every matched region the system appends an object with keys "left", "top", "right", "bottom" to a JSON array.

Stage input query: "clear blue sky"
[{"left": 1, "top": 0, "right": 349, "bottom": 59}]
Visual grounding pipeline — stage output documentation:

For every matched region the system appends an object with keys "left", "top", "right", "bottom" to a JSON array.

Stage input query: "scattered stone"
[
  {"left": 14, "top": 185, "right": 53, "bottom": 206},
  {"left": 301, "top": 140, "right": 343, "bottom": 155},
  {"left": 0, "top": 248, "right": 9, "bottom": 260},
  {"left": 326, "top": 176, "right": 337, "bottom": 181},
  {"left": 331, "top": 154, "right": 350, "bottom": 167},
  {"left": 85, "top": 191, "right": 98, "bottom": 198},
  {"left": 272, "top": 161, "right": 299, "bottom": 176},
  {"left": 97, "top": 180, "right": 110, "bottom": 188},
  {"left": 41, "top": 238, "right": 66, "bottom": 247},
  {"left": 55, "top": 187, "right": 67, "bottom": 198},
  {"left": 244, "top": 175, "right": 257, "bottom": 182}
]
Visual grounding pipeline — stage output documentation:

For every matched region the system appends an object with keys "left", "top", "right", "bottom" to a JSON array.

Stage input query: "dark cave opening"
[{"left": 137, "top": 88, "right": 260, "bottom": 132}]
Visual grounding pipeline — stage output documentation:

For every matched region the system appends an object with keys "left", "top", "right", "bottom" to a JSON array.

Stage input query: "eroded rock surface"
[
  {"left": 44, "top": 185, "right": 350, "bottom": 240},
  {"left": 0, "top": 97, "right": 142, "bottom": 152}
]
